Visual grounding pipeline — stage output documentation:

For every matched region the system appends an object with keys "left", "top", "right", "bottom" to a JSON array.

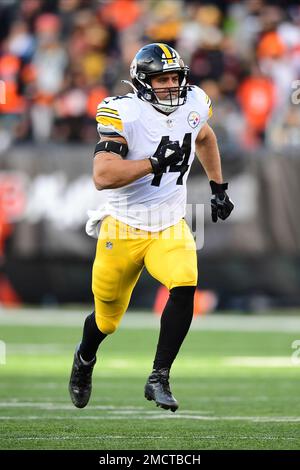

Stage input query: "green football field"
[{"left": 0, "top": 309, "right": 300, "bottom": 450}]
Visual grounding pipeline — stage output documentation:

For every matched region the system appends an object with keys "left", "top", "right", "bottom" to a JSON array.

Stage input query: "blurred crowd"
[{"left": 1, "top": 0, "right": 300, "bottom": 154}]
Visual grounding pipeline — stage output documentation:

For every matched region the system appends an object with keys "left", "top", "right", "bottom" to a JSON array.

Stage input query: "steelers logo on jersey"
[{"left": 188, "top": 111, "right": 201, "bottom": 128}]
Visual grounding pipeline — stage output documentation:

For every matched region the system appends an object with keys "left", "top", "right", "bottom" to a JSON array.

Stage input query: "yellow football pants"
[{"left": 92, "top": 216, "right": 198, "bottom": 334}]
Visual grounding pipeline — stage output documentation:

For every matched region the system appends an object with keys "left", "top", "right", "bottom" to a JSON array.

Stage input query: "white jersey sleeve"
[
  {"left": 190, "top": 86, "right": 213, "bottom": 124},
  {"left": 95, "top": 94, "right": 138, "bottom": 142},
  {"left": 96, "top": 97, "right": 126, "bottom": 140}
]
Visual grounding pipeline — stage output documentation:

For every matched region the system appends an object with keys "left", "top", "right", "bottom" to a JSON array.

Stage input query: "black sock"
[
  {"left": 79, "top": 311, "right": 107, "bottom": 362},
  {"left": 153, "top": 286, "right": 196, "bottom": 371}
]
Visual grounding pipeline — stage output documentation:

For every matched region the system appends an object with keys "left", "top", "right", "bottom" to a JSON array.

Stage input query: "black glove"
[
  {"left": 210, "top": 180, "right": 234, "bottom": 223},
  {"left": 149, "top": 141, "right": 184, "bottom": 175}
]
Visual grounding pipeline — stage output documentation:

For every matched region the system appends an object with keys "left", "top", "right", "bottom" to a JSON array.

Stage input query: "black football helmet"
[{"left": 128, "top": 43, "right": 189, "bottom": 114}]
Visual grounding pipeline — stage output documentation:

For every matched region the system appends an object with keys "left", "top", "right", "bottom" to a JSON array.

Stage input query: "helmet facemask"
[{"left": 139, "top": 73, "right": 188, "bottom": 114}]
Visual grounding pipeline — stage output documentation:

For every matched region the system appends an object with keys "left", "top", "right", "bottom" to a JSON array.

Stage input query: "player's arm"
[
  {"left": 195, "top": 122, "right": 234, "bottom": 222},
  {"left": 93, "top": 136, "right": 184, "bottom": 190},
  {"left": 94, "top": 97, "right": 184, "bottom": 190},
  {"left": 195, "top": 122, "right": 222, "bottom": 183},
  {"left": 93, "top": 136, "right": 152, "bottom": 190}
]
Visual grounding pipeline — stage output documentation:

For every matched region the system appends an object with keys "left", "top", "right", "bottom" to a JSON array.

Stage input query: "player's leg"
[
  {"left": 143, "top": 219, "right": 198, "bottom": 411},
  {"left": 69, "top": 216, "right": 143, "bottom": 408}
]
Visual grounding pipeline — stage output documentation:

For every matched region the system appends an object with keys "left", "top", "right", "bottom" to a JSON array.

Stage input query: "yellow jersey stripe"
[
  {"left": 208, "top": 104, "right": 213, "bottom": 118},
  {"left": 96, "top": 111, "right": 121, "bottom": 119},
  {"left": 157, "top": 43, "right": 174, "bottom": 64},
  {"left": 97, "top": 107, "right": 119, "bottom": 115},
  {"left": 96, "top": 115, "right": 123, "bottom": 132}
]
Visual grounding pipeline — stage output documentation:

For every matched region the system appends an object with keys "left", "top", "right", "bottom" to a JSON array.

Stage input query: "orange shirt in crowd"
[
  {"left": 86, "top": 85, "right": 109, "bottom": 119},
  {"left": 99, "top": 0, "right": 141, "bottom": 30},
  {"left": 237, "top": 76, "right": 276, "bottom": 132},
  {"left": 0, "top": 54, "right": 35, "bottom": 114},
  {"left": 257, "top": 31, "right": 286, "bottom": 59},
  {"left": 0, "top": 54, "right": 26, "bottom": 114}
]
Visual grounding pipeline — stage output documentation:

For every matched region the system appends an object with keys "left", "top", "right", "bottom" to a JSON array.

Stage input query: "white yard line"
[
  {"left": 6, "top": 344, "right": 70, "bottom": 353},
  {"left": 0, "top": 402, "right": 144, "bottom": 410},
  {"left": 223, "top": 357, "right": 296, "bottom": 367},
  {"left": 1, "top": 414, "right": 300, "bottom": 423},
  {"left": 0, "top": 435, "right": 296, "bottom": 441},
  {"left": 0, "top": 435, "right": 164, "bottom": 440},
  {"left": 2, "top": 346, "right": 298, "bottom": 369},
  {"left": 1, "top": 310, "right": 300, "bottom": 332}
]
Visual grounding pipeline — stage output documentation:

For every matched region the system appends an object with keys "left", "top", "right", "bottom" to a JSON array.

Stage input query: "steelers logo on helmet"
[
  {"left": 127, "top": 43, "right": 190, "bottom": 114},
  {"left": 130, "top": 58, "right": 137, "bottom": 79}
]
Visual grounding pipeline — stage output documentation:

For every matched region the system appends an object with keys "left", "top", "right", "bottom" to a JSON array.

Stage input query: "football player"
[{"left": 69, "top": 43, "right": 234, "bottom": 412}]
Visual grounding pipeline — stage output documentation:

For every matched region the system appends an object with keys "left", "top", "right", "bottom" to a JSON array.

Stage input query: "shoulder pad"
[
  {"left": 96, "top": 94, "right": 138, "bottom": 137},
  {"left": 189, "top": 86, "right": 213, "bottom": 120},
  {"left": 96, "top": 98, "right": 124, "bottom": 137}
]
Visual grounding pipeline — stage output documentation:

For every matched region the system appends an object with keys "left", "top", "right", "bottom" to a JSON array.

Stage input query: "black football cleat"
[
  {"left": 144, "top": 368, "right": 178, "bottom": 412},
  {"left": 68, "top": 344, "right": 96, "bottom": 408}
]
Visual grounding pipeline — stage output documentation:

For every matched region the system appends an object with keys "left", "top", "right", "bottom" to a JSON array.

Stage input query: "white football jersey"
[{"left": 95, "top": 86, "right": 212, "bottom": 232}]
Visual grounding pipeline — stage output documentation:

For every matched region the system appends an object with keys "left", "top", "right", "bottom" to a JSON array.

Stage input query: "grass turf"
[{"left": 0, "top": 312, "right": 300, "bottom": 450}]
